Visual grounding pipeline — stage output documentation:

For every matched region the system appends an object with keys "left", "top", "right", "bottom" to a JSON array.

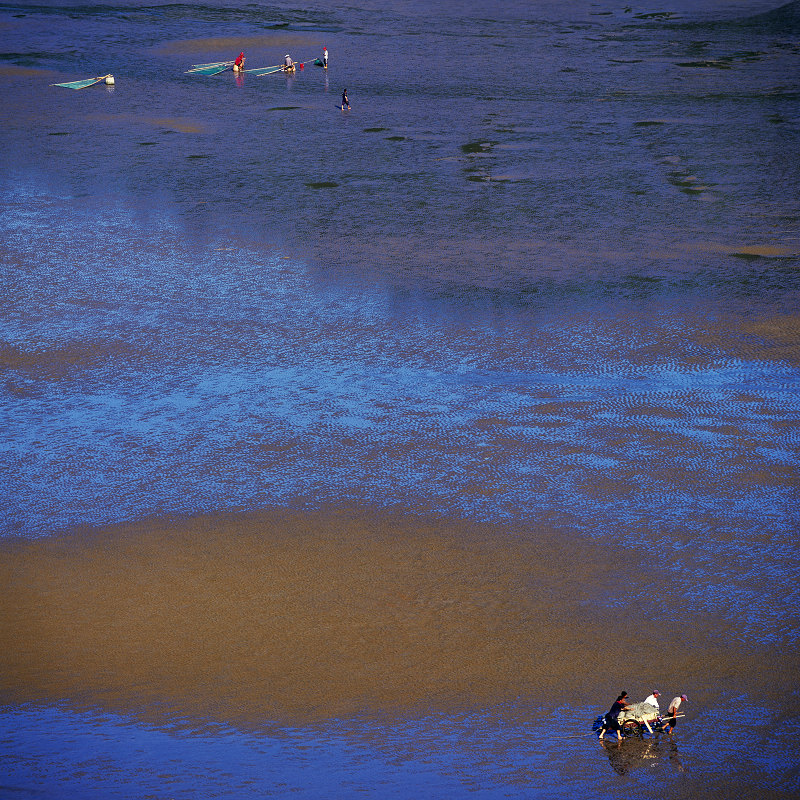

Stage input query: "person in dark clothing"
[
  {"left": 598, "top": 691, "right": 630, "bottom": 741},
  {"left": 341, "top": 88, "right": 350, "bottom": 110}
]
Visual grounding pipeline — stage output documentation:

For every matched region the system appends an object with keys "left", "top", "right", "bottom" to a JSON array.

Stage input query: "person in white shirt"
[
  {"left": 322, "top": 46, "right": 328, "bottom": 68},
  {"left": 630, "top": 689, "right": 661, "bottom": 734},
  {"left": 644, "top": 689, "right": 661, "bottom": 710}
]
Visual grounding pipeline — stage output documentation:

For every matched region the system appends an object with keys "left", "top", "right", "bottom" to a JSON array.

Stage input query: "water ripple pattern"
[{"left": 2, "top": 194, "right": 799, "bottom": 643}]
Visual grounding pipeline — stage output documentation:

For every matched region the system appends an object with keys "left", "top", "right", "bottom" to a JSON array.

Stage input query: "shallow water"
[
  {"left": 4, "top": 700, "right": 798, "bottom": 800},
  {"left": 1, "top": 0, "right": 799, "bottom": 797}
]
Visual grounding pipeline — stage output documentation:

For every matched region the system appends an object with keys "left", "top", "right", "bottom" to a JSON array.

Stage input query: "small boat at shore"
[
  {"left": 51, "top": 73, "right": 114, "bottom": 89},
  {"left": 185, "top": 61, "right": 233, "bottom": 75}
]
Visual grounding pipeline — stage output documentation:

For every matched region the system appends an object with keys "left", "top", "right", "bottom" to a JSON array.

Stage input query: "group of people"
[
  {"left": 230, "top": 47, "right": 329, "bottom": 73},
  {"left": 598, "top": 690, "right": 688, "bottom": 741},
  {"left": 226, "top": 46, "right": 348, "bottom": 110}
]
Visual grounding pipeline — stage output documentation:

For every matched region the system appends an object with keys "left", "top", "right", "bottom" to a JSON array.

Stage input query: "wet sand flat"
[
  {"left": 1, "top": 510, "right": 792, "bottom": 727},
  {"left": 2, "top": 0, "right": 799, "bottom": 796}
]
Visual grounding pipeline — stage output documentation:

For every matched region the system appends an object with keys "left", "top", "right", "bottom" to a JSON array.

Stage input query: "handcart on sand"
[
  {"left": 593, "top": 702, "right": 678, "bottom": 738},
  {"left": 616, "top": 702, "right": 665, "bottom": 737}
]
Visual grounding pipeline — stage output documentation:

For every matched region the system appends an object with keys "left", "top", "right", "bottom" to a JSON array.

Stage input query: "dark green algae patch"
[{"left": 461, "top": 141, "right": 496, "bottom": 154}]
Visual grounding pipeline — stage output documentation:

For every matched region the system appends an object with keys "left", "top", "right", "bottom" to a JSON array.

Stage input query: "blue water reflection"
[{"left": 3, "top": 702, "right": 797, "bottom": 799}]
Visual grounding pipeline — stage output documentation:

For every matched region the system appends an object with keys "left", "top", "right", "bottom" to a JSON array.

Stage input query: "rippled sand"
[{"left": 1, "top": 510, "right": 791, "bottom": 729}]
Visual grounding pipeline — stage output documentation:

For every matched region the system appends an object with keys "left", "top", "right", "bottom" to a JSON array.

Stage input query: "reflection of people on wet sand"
[
  {"left": 600, "top": 739, "right": 628, "bottom": 775},
  {"left": 667, "top": 739, "right": 685, "bottom": 772},
  {"left": 600, "top": 736, "right": 682, "bottom": 775}
]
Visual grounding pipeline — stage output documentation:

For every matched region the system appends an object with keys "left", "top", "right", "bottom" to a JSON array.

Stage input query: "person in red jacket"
[{"left": 233, "top": 52, "right": 245, "bottom": 72}]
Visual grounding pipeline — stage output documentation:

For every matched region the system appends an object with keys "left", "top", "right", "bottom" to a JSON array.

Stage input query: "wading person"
[
  {"left": 598, "top": 691, "right": 630, "bottom": 741},
  {"left": 283, "top": 54, "right": 294, "bottom": 71},
  {"left": 663, "top": 694, "right": 687, "bottom": 734},
  {"left": 644, "top": 689, "right": 661, "bottom": 710},
  {"left": 233, "top": 51, "right": 245, "bottom": 72},
  {"left": 638, "top": 688, "right": 662, "bottom": 734},
  {"left": 322, "top": 46, "right": 328, "bottom": 68},
  {"left": 340, "top": 88, "right": 350, "bottom": 110}
]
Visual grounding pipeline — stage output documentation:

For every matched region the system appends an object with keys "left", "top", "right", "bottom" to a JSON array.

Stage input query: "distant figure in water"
[
  {"left": 283, "top": 54, "right": 294, "bottom": 71},
  {"left": 341, "top": 88, "right": 350, "bottom": 110},
  {"left": 322, "top": 46, "right": 328, "bottom": 68},
  {"left": 233, "top": 51, "right": 245, "bottom": 72}
]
